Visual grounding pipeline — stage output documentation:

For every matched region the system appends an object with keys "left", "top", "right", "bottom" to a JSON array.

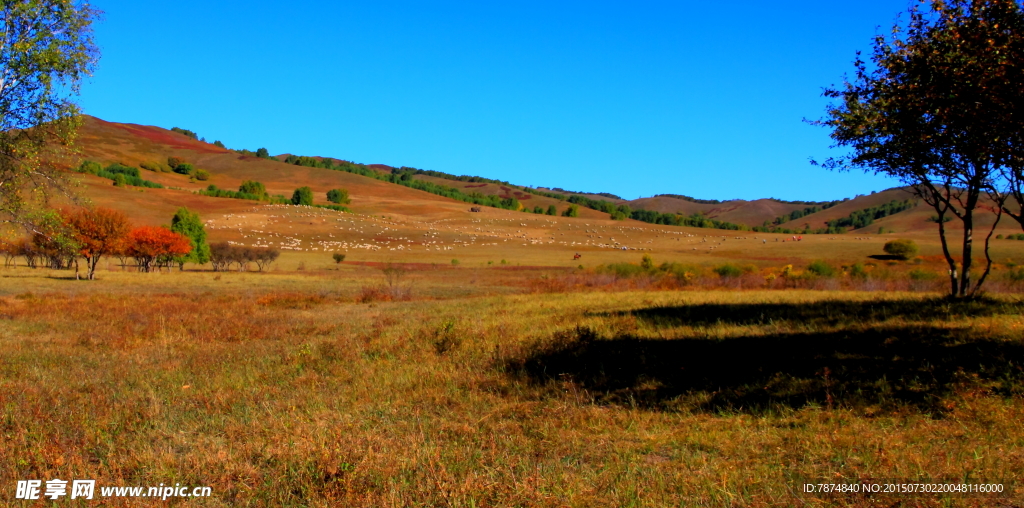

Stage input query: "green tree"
[
  {"left": 255, "top": 147, "right": 270, "bottom": 159},
  {"left": 883, "top": 239, "right": 919, "bottom": 260},
  {"left": 562, "top": 204, "right": 579, "bottom": 217},
  {"left": 170, "top": 207, "right": 211, "bottom": 269},
  {"left": 239, "top": 180, "right": 266, "bottom": 197},
  {"left": 194, "top": 169, "right": 210, "bottom": 181},
  {"left": 813, "top": 0, "right": 1021, "bottom": 297},
  {"left": 213, "top": 140, "right": 225, "bottom": 148},
  {"left": 174, "top": 163, "right": 194, "bottom": 175},
  {"left": 546, "top": 205, "right": 557, "bottom": 215},
  {"left": 291, "top": 186, "right": 314, "bottom": 206},
  {"left": 0, "top": 1, "right": 99, "bottom": 235},
  {"left": 326, "top": 188, "right": 350, "bottom": 204}
]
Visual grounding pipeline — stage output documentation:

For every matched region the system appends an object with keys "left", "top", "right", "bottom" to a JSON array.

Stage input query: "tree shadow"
[
  {"left": 511, "top": 299, "right": 1024, "bottom": 414},
  {"left": 868, "top": 254, "right": 907, "bottom": 261},
  {"left": 602, "top": 296, "right": 1023, "bottom": 329}
]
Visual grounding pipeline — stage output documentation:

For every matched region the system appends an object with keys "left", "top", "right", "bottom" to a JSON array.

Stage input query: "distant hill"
[{"left": 64, "top": 116, "right": 1023, "bottom": 236}]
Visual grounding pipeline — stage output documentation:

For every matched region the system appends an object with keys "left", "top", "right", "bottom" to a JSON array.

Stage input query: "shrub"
[
  {"left": 174, "top": 163, "right": 194, "bottom": 175},
  {"left": 209, "top": 242, "right": 279, "bottom": 272},
  {"left": 112, "top": 174, "right": 126, "bottom": 187},
  {"left": 546, "top": 205, "right": 557, "bottom": 216},
  {"left": 332, "top": 252, "right": 346, "bottom": 264},
  {"left": 601, "top": 262, "right": 646, "bottom": 278},
  {"left": 171, "top": 127, "right": 198, "bottom": 140},
  {"left": 139, "top": 161, "right": 169, "bottom": 172},
  {"left": 610, "top": 211, "right": 627, "bottom": 220},
  {"left": 78, "top": 160, "right": 102, "bottom": 174},
  {"left": 239, "top": 180, "right": 267, "bottom": 197},
  {"left": 640, "top": 254, "right": 654, "bottom": 271},
  {"left": 194, "top": 169, "right": 210, "bottom": 181},
  {"left": 807, "top": 260, "right": 836, "bottom": 277},
  {"left": 909, "top": 268, "right": 938, "bottom": 281},
  {"left": 1009, "top": 267, "right": 1024, "bottom": 282},
  {"left": 562, "top": 204, "right": 580, "bottom": 217},
  {"left": 997, "top": 234, "right": 1004, "bottom": 239},
  {"left": 291, "top": 186, "right": 313, "bottom": 206},
  {"left": 713, "top": 264, "right": 743, "bottom": 278},
  {"left": 167, "top": 156, "right": 185, "bottom": 169},
  {"left": 883, "top": 239, "right": 918, "bottom": 260},
  {"left": 326, "top": 188, "right": 350, "bottom": 204},
  {"left": 849, "top": 263, "right": 868, "bottom": 279},
  {"left": 451, "top": 259, "right": 460, "bottom": 266}
]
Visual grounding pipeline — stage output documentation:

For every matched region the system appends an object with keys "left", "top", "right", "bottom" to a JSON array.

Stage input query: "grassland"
[
  {"left": 1, "top": 260, "right": 1023, "bottom": 507},
  {"left": 3, "top": 117, "right": 1024, "bottom": 506}
]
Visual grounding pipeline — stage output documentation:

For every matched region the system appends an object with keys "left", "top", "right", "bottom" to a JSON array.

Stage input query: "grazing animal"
[
  {"left": 470, "top": 207, "right": 481, "bottom": 212},
  {"left": 573, "top": 253, "right": 581, "bottom": 260}
]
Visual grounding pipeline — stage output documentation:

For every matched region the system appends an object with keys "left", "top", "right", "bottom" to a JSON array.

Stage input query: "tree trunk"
[
  {"left": 959, "top": 188, "right": 980, "bottom": 298},
  {"left": 935, "top": 207, "right": 959, "bottom": 297}
]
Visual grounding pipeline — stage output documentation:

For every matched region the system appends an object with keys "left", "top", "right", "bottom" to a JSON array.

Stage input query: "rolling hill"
[{"left": 65, "top": 116, "right": 1024, "bottom": 250}]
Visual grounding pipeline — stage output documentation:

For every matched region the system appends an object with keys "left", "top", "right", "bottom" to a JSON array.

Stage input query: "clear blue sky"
[{"left": 80, "top": 0, "right": 911, "bottom": 201}]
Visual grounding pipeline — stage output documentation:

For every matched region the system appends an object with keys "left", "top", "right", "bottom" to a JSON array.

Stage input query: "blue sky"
[{"left": 81, "top": 1, "right": 912, "bottom": 201}]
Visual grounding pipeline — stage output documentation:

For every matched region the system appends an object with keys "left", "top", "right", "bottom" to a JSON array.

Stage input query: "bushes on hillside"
[
  {"left": 239, "top": 180, "right": 267, "bottom": 197},
  {"left": 326, "top": 188, "right": 350, "bottom": 204},
  {"left": 210, "top": 242, "right": 280, "bottom": 272},
  {"left": 200, "top": 181, "right": 286, "bottom": 202},
  {"left": 140, "top": 161, "right": 171, "bottom": 173},
  {"left": 291, "top": 186, "right": 314, "bottom": 206},
  {"left": 78, "top": 160, "right": 163, "bottom": 188}
]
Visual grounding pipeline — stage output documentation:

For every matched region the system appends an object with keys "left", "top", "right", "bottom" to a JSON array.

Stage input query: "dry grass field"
[{"left": 1, "top": 258, "right": 1024, "bottom": 507}]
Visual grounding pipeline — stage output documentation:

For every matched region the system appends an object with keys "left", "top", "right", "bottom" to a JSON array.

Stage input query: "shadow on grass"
[
  {"left": 604, "top": 296, "right": 1024, "bottom": 329},
  {"left": 511, "top": 299, "right": 1024, "bottom": 414}
]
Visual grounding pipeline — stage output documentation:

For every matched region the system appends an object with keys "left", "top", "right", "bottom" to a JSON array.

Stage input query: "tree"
[
  {"left": 126, "top": 226, "right": 191, "bottom": 273},
  {"left": 326, "top": 188, "right": 350, "bottom": 204},
  {"left": 238, "top": 180, "right": 267, "bottom": 197},
  {"left": 812, "top": 0, "right": 1024, "bottom": 298},
  {"left": 194, "top": 169, "right": 210, "bottom": 181},
  {"left": 170, "top": 207, "right": 210, "bottom": 269},
  {"left": 0, "top": 1, "right": 99, "bottom": 235},
  {"left": 31, "top": 209, "right": 80, "bottom": 270},
  {"left": 213, "top": 140, "right": 225, "bottom": 148},
  {"left": 562, "top": 204, "right": 579, "bottom": 217},
  {"left": 546, "top": 205, "right": 557, "bottom": 216},
  {"left": 64, "top": 207, "right": 132, "bottom": 280},
  {"left": 883, "top": 239, "right": 919, "bottom": 260},
  {"left": 291, "top": 186, "right": 313, "bottom": 206},
  {"left": 255, "top": 147, "right": 270, "bottom": 159}
]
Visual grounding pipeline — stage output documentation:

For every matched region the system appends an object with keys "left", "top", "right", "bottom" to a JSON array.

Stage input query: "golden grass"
[{"left": 1, "top": 265, "right": 1023, "bottom": 506}]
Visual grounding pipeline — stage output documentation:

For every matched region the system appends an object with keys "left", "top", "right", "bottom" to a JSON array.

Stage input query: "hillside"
[{"left": 61, "top": 116, "right": 1024, "bottom": 256}]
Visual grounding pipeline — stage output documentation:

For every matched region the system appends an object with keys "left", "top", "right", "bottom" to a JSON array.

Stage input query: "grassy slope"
[{"left": 66, "top": 116, "right": 1024, "bottom": 273}]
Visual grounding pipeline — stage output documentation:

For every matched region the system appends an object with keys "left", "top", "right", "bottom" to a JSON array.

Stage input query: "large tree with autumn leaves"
[
  {"left": 64, "top": 207, "right": 131, "bottom": 279},
  {"left": 814, "top": 0, "right": 1024, "bottom": 298}
]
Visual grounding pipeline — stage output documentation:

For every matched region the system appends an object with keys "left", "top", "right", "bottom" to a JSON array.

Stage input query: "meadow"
[{"left": 1, "top": 256, "right": 1023, "bottom": 507}]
